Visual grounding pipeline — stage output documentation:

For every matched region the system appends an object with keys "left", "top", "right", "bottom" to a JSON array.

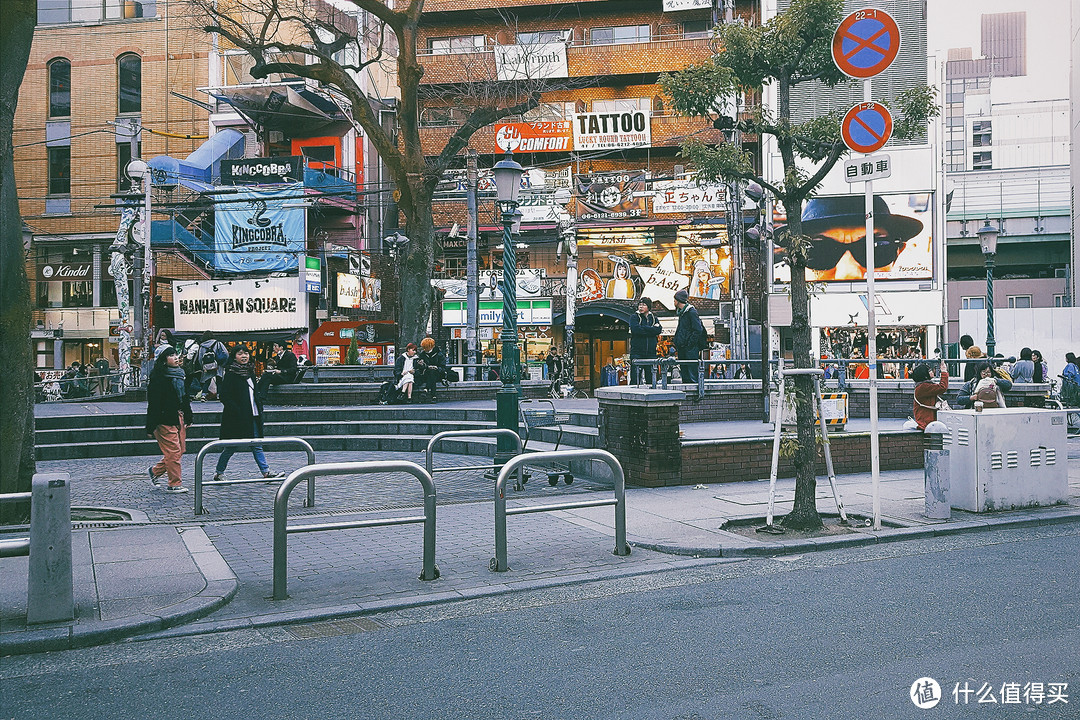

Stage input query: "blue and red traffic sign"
[
  {"left": 841, "top": 102, "right": 893, "bottom": 154},
  {"left": 832, "top": 9, "right": 901, "bottom": 79}
]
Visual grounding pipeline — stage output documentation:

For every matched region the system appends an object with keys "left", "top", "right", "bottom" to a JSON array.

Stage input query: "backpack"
[
  {"left": 200, "top": 350, "right": 218, "bottom": 375},
  {"left": 975, "top": 379, "right": 1001, "bottom": 407}
]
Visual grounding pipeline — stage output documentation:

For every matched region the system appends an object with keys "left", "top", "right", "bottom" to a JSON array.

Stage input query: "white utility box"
[{"left": 937, "top": 408, "right": 1068, "bottom": 512}]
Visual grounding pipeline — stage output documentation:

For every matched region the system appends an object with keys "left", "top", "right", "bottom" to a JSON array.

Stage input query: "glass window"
[
  {"left": 118, "top": 54, "right": 141, "bottom": 114},
  {"left": 48, "top": 146, "right": 70, "bottom": 195},
  {"left": 522, "top": 102, "right": 574, "bottom": 122},
  {"left": 961, "top": 296, "right": 985, "bottom": 310},
  {"left": 1007, "top": 295, "right": 1032, "bottom": 309},
  {"left": 592, "top": 98, "right": 651, "bottom": 114},
  {"left": 682, "top": 21, "right": 712, "bottom": 38},
  {"left": 429, "top": 35, "right": 486, "bottom": 55},
  {"left": 49, "top": 59, "right": 70, "bottom": 117},
  {"left": 117, "top": 141, "right": 141, "bottom": 191},
  {"left": 1054, "top": 295, "right": 1066, "bottom": 307},
  {"left": 972, "top": 151, "right": 992, "bottom": 170},
  {"left": 516, "top": 30, "right": 569, "bottom": 45},
  {"left": 589, "top": 25, "right": 651, "bottom": 45},
  {"left": 38, "top": 1, "right": 155, "bottom": 24}
]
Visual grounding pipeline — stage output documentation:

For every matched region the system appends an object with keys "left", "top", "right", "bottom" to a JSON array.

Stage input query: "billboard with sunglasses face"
[{"left": 773, "top": 193, "right": 933, "bottom": 282}]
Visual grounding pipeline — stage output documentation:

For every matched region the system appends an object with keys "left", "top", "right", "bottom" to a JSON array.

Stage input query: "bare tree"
[
  {"left": 192, "top": 0, "right": 555, "bottom": 343},
  {"left": 0, "top": 0, "right": 37, "bottom": 522}
]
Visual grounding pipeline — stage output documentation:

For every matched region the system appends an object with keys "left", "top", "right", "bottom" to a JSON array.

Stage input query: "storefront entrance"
[{"left": 573, "top": 308, "right": 633, "bottom": 390}]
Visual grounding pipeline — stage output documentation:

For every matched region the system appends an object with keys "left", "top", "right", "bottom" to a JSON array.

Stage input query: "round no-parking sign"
[
  {"left": 841, "top": 102, "right": 893, "bottom": 154},
  {"left": 832, "top": 9, "right": 901, "bottom": 79}
]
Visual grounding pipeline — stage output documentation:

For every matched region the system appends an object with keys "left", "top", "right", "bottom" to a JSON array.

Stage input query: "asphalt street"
[{"left": 3, "top": 522, "right": 1077, "bottom": 720}]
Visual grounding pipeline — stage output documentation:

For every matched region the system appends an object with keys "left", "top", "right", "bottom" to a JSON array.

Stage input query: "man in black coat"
[
  {"left": 257, "top": 341, "right": 299, "bottom": 396},
  {"left": 673, "top": 289, "right": 706, "bottom": 383},
  {"left": 629, "top": 297, "right": 662, "bottom": 385}
]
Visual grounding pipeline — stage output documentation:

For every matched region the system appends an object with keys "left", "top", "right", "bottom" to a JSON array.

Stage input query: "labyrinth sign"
[{"left": 831, "top": 9, "right": 900, "bottom": 79}]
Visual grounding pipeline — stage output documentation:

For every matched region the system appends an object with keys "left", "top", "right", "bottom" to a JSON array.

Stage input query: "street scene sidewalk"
[{"left": 3, "top": 399, "right": 1079, "bottom": 656}]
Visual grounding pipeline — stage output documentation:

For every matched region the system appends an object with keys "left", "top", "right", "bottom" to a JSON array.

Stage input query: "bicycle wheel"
[{"left": 1068, "top": 410, "right": 1080, "bottom": 434}]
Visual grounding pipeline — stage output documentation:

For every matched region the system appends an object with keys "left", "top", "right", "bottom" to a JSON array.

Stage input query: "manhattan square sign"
[{"left": 173, "top": 277, "right": 307, "bottom": 332}]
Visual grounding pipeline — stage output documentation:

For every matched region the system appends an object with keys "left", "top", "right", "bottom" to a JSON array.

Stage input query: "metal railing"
[
  {"left": 0, "top": 492, "right": 32, "bottom": 558},
  {"left": 273, "top": 461, "right": 439, "bottom": 601},
  {"left": 34, "top": 369, "right": 140, "bottom": 402},
  {"left": 492, "top": 449, "right": 629, "bottom": 572},
  {"left": 194, "top": 437, "right": 316, "bottom": 516},
  {"left": 424, "top": 429, "right": 525, "bottom": 490}
]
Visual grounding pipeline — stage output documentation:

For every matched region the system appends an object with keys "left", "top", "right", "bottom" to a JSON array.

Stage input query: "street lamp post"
[
  {"left": 977, "top": 219, "right": 999, "bottom": 357},
  {"left": 491, "top": 151, "right": 525, "bottom": 466}
]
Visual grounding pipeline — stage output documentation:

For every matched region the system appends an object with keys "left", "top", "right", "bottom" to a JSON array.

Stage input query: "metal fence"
[{"left": 194, "top": 437, "right": 317, "bottom": 516}]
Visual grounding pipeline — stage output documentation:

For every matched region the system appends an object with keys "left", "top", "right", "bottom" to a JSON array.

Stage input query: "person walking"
[
  {"left": 418, "top": 337, "right": 446, "bottom": 402},
  {"left": 395, "top": 343, "right": 419, "bottom": 402},
  {"left": 629, "top": 297, "right": 662, "bottom": 385},
  {"left": 912, "top": 360, "right": 949, "bottom": 429},
  {"left": 213, "top": 346, "right": 284, "bottom": 482},
  {"left": 145, "top": 347, "right": 193, "bottom": 493},
  {"left": 673, "top": 289, "right": 706, "bottom": 383}
]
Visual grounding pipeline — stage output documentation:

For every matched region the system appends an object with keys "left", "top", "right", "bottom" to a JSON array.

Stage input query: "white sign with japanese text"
[
  {"left": 573, "top": 111, "right": 651, "bottom": 151},
  {"left": 844, "top": 154, "right": 892, "bottom": 183},
  {"left": 652, "top": 179, "right": 728, "bottom": 213}
]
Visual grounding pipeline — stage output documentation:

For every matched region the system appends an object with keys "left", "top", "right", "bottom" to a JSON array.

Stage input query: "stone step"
[{"left": 35, "top": 419, "right": 500, "bottom": 445}]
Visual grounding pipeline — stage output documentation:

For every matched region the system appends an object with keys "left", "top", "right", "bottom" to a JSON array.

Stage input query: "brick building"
[
  {"left": 416, "top": 0, "right": 764, "bottom": 389},
  {"left": 15, "top": 0, "right": 210, "bottom": 374}
]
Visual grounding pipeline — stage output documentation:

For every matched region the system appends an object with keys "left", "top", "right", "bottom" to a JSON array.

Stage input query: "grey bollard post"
[
  {"left": 27, "top": 473, "right": 74, "bottom": 624},
  {"left": 923, "top": 421, "right": 951, "bottom": 520}
]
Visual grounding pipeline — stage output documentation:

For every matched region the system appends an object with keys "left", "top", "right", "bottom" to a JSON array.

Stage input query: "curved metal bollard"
[
  {"left": 493, "top": 449, "right": 629, "bottom": 572},
  {"left": 273, "top": 461, "right": 438, "bottom": 601},
  {"left": 194, "top": 437, "right": 316, "bottom": 515},
  {"left": 425, "top": 429, "right": 525, "bottom": 489}
]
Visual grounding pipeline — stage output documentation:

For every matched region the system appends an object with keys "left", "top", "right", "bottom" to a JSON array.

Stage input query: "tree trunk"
[
  {"left": 397, "top": 201, "right": 435, "bottom": 344},
  {"left": 0, "top": 0, "right": 36, "bottom": 523},
  {"left": 780, "top": 199, "right": 824, "bottom": 531}
]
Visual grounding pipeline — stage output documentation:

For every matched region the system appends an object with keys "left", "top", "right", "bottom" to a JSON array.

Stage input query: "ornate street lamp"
[
  {"left": 491, "top": 150, "right": 525, "bottom": 465},
  {"left": 977, "top": 219, "right": 999, "bottom": 357}
]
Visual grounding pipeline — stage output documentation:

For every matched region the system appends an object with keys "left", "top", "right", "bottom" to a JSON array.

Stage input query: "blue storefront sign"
[{"left": 213, "top": 183, "right": 305, "bottom": 272}]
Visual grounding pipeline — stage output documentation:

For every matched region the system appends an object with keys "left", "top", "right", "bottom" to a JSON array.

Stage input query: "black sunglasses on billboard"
[{"left": 776, "top": 235, "right": 907, "bottom": 271}]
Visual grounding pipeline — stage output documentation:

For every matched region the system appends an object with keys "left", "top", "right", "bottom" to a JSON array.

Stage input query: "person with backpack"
[
  {"left": 198, "top": 331, "right": 228, "bottom": 401},
  {"left": 673, "top": 289, "right": 706, "bottom": 383}
]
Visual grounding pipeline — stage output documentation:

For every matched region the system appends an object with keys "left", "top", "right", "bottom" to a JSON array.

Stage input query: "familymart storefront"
[{"left": 441, "top": 297, "right": 554, "bottom": 373}]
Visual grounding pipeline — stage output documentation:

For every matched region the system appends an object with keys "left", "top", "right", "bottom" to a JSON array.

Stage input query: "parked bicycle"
[{"left": 1043, "top": 377, "right": 1080, "bottom": 437}]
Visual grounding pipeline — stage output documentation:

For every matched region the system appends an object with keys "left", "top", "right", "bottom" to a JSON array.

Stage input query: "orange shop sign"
[{"left": 494, "top": 121, "right": 573, "bottom": 154}]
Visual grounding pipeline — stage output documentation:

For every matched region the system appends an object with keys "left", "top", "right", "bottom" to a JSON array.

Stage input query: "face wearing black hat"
[
  {"left": 776, "top": 195, "right": 923, "bottom": 281},
  {"left": 673, "top": 290, "right": 689, "bottom": 305}
]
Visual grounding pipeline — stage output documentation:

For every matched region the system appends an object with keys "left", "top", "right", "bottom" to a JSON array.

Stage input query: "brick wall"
[
  {"left": 679, "top": 431, "right": 927, "bottom": 486},
  {"left": 598, "top": 399, "right": 682, "bottom": 487}
]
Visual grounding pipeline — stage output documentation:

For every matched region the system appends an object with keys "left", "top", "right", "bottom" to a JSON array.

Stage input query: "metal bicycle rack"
[
  {"left": 272, "top": 461, "right": 439, "bottom": 601},
  {"left": 194, "top": 437, "right": 316, "bottom": 515},
  {"left": 492, "top": 449, "right": 630, "bottom": 572},
  {"left": 424, "top": 429, "right": 526, "bottom": 490}
]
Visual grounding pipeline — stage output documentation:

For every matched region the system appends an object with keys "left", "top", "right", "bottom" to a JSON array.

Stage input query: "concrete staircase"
[{"left": 35, "top": 405, "right": 600, "bottom": 461}]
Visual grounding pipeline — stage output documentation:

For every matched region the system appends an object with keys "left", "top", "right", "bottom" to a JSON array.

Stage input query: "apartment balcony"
[
  {"left": 418, "top": 37, "right": 714, "bottom": 86},
  {"left": 423, "top": 0, "right": 608, "bottom": 13}
]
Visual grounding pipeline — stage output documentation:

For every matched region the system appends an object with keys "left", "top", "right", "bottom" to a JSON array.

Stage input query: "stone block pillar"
[{"left": 595, "top": 387, "right": 684, "bottom": 487}]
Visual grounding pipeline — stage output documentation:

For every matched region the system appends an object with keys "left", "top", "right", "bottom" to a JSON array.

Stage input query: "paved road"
[{"left": 4, "top": 523, "right": 1077, "bottom": 720}]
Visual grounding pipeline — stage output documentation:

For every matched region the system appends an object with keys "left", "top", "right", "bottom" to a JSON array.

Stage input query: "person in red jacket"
[{"left": 912, "top": 360, "right": 949, "bottom": 429}]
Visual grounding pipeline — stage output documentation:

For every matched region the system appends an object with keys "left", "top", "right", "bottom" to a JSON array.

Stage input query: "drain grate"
[{"left": 283, "top": 617, "right": 385, "bottom": 639}]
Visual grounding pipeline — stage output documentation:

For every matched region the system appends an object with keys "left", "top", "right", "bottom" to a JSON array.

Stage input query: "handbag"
[{"left": 914, "top": 389, "right": 949, "bottom": 412}]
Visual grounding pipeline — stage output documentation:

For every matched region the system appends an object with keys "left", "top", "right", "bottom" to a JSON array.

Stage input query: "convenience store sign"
[{"left": 442, "top": 299, "right": 552, "bottom": 327}]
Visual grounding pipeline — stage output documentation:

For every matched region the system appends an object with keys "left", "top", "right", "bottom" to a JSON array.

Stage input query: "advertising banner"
[
  {"left": 173, "top": 277, "right": 306, "bottom": 332},
  {"left": 662, "top": 0, "right": 711, "bottom": 9},
  {"left": 213, "top": 183, "right": 305, "bottom": 273},
  {"left": 37, "top": 261, "right": 93, "bottom": 282},
  {"left": 652, "top": 179, "right": 728, "bottom": 214},
  {"left": 494, "top": 121, "right": 573, "bottom": 153},
  {"left": 494, "top": 42, "right": 568, "bottom": 81},
  {"left": 574, "top": 171, "right": 648, "bottom": 222},
  {"left": 432, "top": 270, "right": 543, "bottom": 300},
  {"left": 337, "top": 273, "right": 382, "bottom": 311},
  {"left": 221, "top": 156, "right": 303, "bottom": 185},
  {"left": 301, "top": 255, "right": 322, "bottom": 293},
  {"left": 573, "top": 110, "right": 650, "bottom": 151},
  {"left": 442, "top": 299, "right": 553, "bottom": 327},
  {"left": 773, "top": 192, "right": 933, "bottom": 282}
]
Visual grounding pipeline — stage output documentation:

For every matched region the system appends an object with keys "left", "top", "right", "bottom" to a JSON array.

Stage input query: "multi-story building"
[
  {"left": 417, "top": 0, "right": 759, "bottom": 388},
  {"left": 931, "top": 3, "right": 1072, "bottom": 346},
  {"left": 16, "top": 0, "right": 210, "bottom": 374}
]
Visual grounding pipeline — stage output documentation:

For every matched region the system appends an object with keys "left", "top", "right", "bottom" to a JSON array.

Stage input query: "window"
[
  {"left": 1007, "top": 295, "right": 1032, "bottom": 309},
  {"left": 961, "top": 296, "right": 985, "bottom": 310},
  {"left": 682, "top": 21, "right": 712, "bottom": 38},
  {"left": 38, "top": 0, "right": 156, "bottom": 25},
  {"left": 48, "top": 146, "right": 70, "bottom": 195},
  {"left": 516, "top": 30, "right": 569, "bottom": 46},
  {"left": 428, "top": 35, "right": 486, "bottom": 54},
  {"left": 117, "top": 54, "right": 141, "bottom": 114},
  {"left": 972, "top": 120, "right": 992, "bottom": 148},
  {"left": 117, "top": 141, "right": 141, "bottom": 191},
  {"left": 1054, "top": 295, "right": 1066, "bottom": 307},
  {"left": 592, "top": 98, "right": 651, "bottom": 114},
  {"left": 48, "top": 59, "right": 70, "bottom": 117},
  {"left": 522, "top": 102, "right": 575, "bottom": 122},
  {"left": 589, "top": 25, "right": 651, "bottom": 46},
  {"left": 972, "top": 151, "right": 992, "bottom": 170}
]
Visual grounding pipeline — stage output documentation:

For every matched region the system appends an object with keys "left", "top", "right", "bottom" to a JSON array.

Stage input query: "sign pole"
[{"left": 863, "top": 78, "right": 881, "bottom": 532}]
